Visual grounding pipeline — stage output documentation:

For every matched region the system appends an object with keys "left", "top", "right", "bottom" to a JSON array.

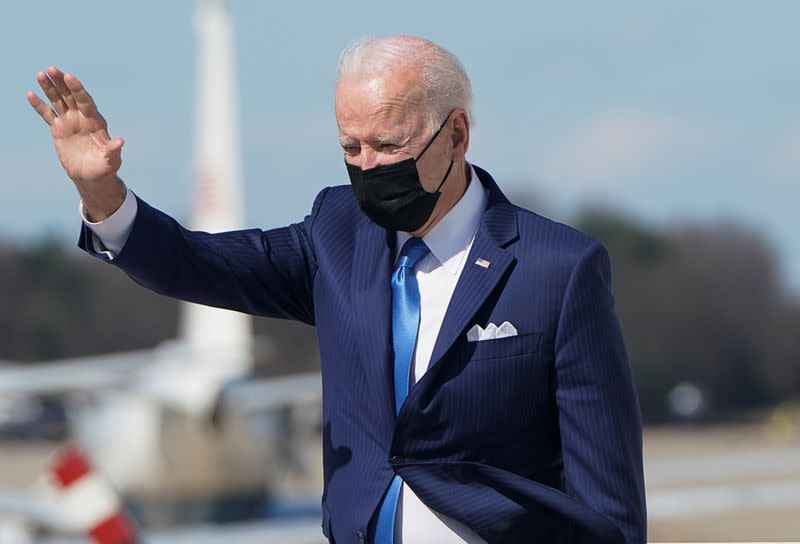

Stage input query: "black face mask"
[{"left": 346, "top": 114, "right": 454, "bottom": 232}]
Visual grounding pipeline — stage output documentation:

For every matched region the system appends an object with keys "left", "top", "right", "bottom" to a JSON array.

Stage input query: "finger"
[
  {"left": 26, "top": 90, "right": 57, "bottom": 126},
  {"left": 35, "top": 71, "right": 67, "bottom": 116},
  {"left": 47, "top": 66, "right": 78, "bottom": 111},
  {"left": 63, "top": 73, "right": 100, "bottom": 119}
]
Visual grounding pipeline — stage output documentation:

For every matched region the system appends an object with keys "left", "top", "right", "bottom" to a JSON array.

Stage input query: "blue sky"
[{"left": 2, "top": 1, "right": 798, "bottom": 294}]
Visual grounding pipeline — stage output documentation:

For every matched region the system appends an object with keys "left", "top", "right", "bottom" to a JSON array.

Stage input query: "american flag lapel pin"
[{"left": 475, "top": 258, "right": 491, "bottom": 268}]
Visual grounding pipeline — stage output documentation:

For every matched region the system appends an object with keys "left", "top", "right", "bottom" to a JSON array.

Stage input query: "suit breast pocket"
[
  {"left": 468, "top": 331, "right": 544, "bottom": 360},
  {"left": 442, "top": 330, "right": 553, "bottom": 448}
]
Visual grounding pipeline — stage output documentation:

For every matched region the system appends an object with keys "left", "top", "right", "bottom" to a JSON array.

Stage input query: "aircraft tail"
[
  {"left": 180, "top": 0, "right": 252, "bottom": 383},
  {"left": 47, "top": 444, "right": 139, "bottom": 544}
]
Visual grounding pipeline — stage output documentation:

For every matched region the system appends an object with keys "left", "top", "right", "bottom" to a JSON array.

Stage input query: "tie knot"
[{"left": 396, "top": 237, "right": 430, "bottom": 269}]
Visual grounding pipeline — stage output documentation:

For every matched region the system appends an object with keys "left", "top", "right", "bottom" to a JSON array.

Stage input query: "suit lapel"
[
  {"left": 351, "top": 218, "right": 397, "bottom": 424},
  {"left": 427, "top": 226, "right": 515, "bottom": 370},
  {"left": 421, "top": 167, "right": 520, "bottom": 387}
]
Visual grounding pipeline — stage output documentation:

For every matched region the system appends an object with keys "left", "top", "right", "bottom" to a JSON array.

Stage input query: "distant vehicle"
[{"left": 0, "top": 392, "right": 67, "bottom": 441}]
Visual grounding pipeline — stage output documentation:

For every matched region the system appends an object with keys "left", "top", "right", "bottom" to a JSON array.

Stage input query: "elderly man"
[{"left": 27, "top": 36, "right": 646, "bottom": 544}]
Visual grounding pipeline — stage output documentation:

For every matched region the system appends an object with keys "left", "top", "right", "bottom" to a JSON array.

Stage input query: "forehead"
[{"left": 335, "top": 69, "right": 427, "bottom": 140}]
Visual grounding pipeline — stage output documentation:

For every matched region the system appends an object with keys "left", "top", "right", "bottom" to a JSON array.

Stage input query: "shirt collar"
[{"left": 396, "top": 163, "right": 488, "bottom": 275}]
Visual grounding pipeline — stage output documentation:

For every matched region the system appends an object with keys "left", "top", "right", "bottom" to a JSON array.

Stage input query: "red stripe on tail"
[
  {"left": 89, "top": 511, "right": 137, "bottom": 544},
  {"left": 52, "top": 444, "right": 92, "bottom": 488}
]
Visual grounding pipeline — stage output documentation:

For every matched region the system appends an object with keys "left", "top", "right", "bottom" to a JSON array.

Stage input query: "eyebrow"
[
  {"left": 374, "top": 134, "right": 406, "bottom": 145},
  {"left": 339, "top": 134, "right": 409, "bottom": 147}
]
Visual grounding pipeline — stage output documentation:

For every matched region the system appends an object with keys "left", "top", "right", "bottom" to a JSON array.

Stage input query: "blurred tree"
[
  {"left": 577, "top": 208, "right": 796, "bottom": 422},
  {"left": 0, "top": 239, "right": 318, "bottom": 376},
  {"left": 0, "top": 237, "right": 177, "bottom": 361}
]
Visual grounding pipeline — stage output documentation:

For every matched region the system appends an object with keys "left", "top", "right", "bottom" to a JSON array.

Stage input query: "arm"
[
  {"left": 78, "top": 188, "right": 327, "bottom": 326},
  {"left": 553, "top": 242, "right": 647, "bottom": 544}
]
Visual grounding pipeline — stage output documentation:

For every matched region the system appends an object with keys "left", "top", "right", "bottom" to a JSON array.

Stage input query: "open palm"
[{"left": 27, "top": 66, "right": 124, "bottom": 186}]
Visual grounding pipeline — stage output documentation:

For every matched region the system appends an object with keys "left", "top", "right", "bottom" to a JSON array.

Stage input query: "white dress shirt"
[{"left": 81, "top": 164, "right": 488, "bottom": 543}]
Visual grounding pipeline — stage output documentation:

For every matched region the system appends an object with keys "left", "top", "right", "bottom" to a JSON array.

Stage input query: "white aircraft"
[{"left": 0, "top": 0, "right": 322, "bottom": 539}]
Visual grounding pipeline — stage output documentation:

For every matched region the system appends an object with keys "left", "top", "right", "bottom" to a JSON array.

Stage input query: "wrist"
[{"left": 79, "top": 176, "right": 126, "bottom": 222}]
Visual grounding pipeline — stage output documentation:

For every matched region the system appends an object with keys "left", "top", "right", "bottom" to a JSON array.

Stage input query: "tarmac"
[{"left": 2, "top": 415, "right": 799, "bottom": 542}]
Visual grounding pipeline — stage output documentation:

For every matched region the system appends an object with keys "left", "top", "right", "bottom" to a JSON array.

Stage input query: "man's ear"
[{"left": 450, "top": 109, "right": 470, "bottom": 161}]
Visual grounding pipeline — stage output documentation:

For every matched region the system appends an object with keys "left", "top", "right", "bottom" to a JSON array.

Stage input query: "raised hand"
[{"left": 27, "top": 66, "right": 126, "bottom": 221}]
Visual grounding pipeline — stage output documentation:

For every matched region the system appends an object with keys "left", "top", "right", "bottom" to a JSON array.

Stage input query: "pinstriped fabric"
[
  {"left": 552, "top": 243, "right": 645, "bottom": 542},
  {"left": 78, "top": 166, "right": 645, "bottom": 544},
  {"left": 312, "top": 188, "right": 398, "bottom": 542}
]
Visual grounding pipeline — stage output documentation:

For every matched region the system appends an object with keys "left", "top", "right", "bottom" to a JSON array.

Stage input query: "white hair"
[{"left": 337, "top": 35, "right": 473, "bottom": 135}]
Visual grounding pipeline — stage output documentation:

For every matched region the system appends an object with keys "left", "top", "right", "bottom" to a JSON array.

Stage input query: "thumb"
[
  {"left": 105, "top": 137, "right": 124, "bottom": 155},
  {"left": 103, "top": 138, "right": 125, "bottom": 164}
]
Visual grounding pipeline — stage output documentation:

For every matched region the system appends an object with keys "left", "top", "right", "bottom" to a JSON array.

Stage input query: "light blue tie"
[{"left": 374, "top": 237, "right": 430, "bottom": 544}]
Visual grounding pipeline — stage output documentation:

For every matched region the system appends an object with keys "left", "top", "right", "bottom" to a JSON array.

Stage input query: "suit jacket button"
[{"left": 389, "top": 456, "right": 403, "bottom": 466}]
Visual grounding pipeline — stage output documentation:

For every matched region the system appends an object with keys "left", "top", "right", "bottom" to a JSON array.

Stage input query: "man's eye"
[
  {"left": 380, "top": 144, "right": 400, "bottom": 152},
  {"left": 343, "top": 146, "right": 360, "bottom": 155}
]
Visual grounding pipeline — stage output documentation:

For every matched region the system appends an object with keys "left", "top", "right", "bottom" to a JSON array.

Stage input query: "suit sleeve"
[
  {"left": 553, "top": 242, "right": 647, "bottom": 544},
  {"left": 77, "top": 188, "right": 330, "bottom": 326}
]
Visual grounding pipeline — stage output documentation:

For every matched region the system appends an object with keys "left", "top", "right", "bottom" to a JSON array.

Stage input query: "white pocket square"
[{"left": 467, "top": 321, "right": 518, "bottom": 342}]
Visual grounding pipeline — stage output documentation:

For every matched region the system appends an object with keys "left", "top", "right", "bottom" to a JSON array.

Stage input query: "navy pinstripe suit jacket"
[{"left": 79, "top": 166, "right": 646, "bottom": 544}]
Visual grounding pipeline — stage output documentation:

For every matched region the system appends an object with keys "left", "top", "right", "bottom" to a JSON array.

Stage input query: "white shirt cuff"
[{"left": 80, "top": 185, "right": 138, "bottom": 258}]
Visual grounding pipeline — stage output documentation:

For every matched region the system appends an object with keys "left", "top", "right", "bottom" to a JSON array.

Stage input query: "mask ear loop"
[
  {"left": 415, "top": 111, "right": 455, "bottom": 194},
  {"left": 434, "top": 160, "right": 454, "bottom": 193},
  {"left": 414, "top": 111, "right": 453, "bottom": 161}
]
